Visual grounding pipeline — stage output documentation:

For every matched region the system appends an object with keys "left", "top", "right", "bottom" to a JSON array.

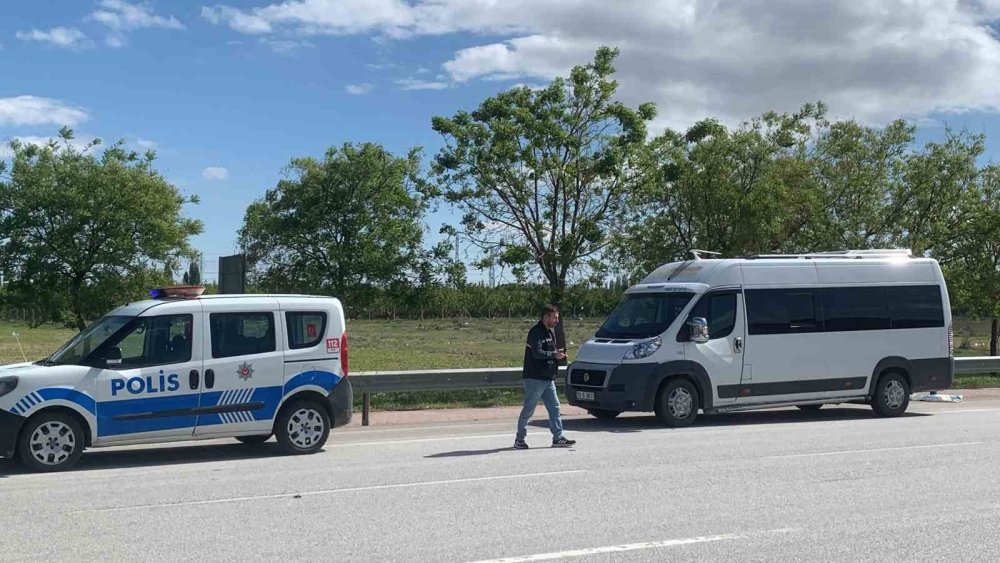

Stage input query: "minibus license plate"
[{"left": 576, "top": 391, "right": 595, "bottom": 401}]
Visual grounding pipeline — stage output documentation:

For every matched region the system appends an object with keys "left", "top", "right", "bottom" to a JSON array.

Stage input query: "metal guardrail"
[
  {"left": 955, "top": 356, "right": 1000, "bottom": 374},
  {"left": 351, "top": 367, "right": 567, "bottom": 426},
  {"left": 351, "top": 358, "right": 1000, "bottom": 426}
]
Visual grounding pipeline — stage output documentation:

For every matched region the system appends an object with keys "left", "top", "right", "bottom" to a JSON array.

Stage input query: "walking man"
[{"left": 515, "top": 305, "right": 576, "bottom": 449}]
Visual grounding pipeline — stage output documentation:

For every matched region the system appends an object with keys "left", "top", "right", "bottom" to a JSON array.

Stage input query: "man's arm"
[{"left": 527, "top": 326, "right": 556, "bottom": 360}]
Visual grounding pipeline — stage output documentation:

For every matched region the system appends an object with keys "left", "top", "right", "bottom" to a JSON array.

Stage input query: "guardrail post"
[{"left": 362, "top": 392, "right": 370, "bottom": 427}]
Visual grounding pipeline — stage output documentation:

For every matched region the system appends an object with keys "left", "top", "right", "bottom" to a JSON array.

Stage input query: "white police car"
[{"left": 0, "top": 287, "right": 352, "bottom": 472}]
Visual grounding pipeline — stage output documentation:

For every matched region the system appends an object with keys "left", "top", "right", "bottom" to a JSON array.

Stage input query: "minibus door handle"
[{"left": 733, "top": 337, "right": 744, "bottom": 354}]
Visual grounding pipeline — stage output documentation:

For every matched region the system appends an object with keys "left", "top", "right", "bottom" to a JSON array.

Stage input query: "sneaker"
[
  {"left": 552, "top": 436, "right": 576, "bottom": 448},
  {"left": 513, "top": 440, "right": 529, "bottom": 450}
]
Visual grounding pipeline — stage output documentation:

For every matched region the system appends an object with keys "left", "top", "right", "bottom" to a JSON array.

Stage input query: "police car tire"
[
  {"left": 235, "top": 434, "right": 272, "bottom": 445},
  {"left": 275, "top": 400, "right": 330, "bottom": 455},
  {"left": 654, "top": 378, "right": 699, "bottom": 428},
  {"left": 17, "top": 411, "right": 85, "bottom": 473}
]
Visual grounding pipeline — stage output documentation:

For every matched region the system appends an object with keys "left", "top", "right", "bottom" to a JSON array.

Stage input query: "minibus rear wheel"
[
  {"left": 871, "top": 372, "right": 910, "bottom": 418},
  {"left": 654, "top": 378, "right": 700, "bottom": 427}
]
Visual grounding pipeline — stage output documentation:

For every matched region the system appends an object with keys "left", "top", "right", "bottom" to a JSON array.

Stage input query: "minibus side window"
[
  {"left": 681, "top": 293, "right": 737, "bottom": 341},
  {"left": 888, "top": 285, "right": 944, "bottom": 329},
  {"left": 823, "top": 287, "right": 890, "bottom": 332},
  {"left": 746, "top": 289, "right": 820, "bottom": 335}
]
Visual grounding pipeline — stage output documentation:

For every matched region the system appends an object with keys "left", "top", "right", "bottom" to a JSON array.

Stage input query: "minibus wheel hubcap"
[
  {"left": 884, "top": 381, "right": 905, "bottom": 409},
  {"left": 667, "top": 388, "right": 693, "bottom": 419}
]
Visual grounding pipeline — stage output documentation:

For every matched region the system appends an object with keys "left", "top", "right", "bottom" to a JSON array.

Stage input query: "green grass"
[{"left": 1, "top": 318, "right": 995, "bottom": 410}]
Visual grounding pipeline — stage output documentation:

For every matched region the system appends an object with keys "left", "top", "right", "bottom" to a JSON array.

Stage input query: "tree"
[
  {"left": 805, "top": 123, "right": 982, "bottom": 255},
  {"left": 0, "top": 129, "right": 202, "bottom": 329},
  {"left": 182, "top": 258, "right": 202, "bottom": 286},
  {"left": 431, "top": 47, "right": 656, "bottom": 315},
  {"left": 239, "top": 143, "right": 431, "bottom": 300},
  {"left": 939, "top": 164, "right": 1000, "bottom": 356},
  {"left": 613, "top": 104, "right": 825, "bottom": 275}
]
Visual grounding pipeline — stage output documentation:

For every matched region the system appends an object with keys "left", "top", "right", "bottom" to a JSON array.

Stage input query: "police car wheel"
[
  {"left": 275, "top": 400, "right": 330, "bottom": 455},
  {"left": 235, "top": 434, "right": 272, "bottom": 445},
  {"left": 654, "top": 378, "right": 700, "bottom": 428},
  {"left": 17, "top": 411, "right": 85, "bottom": 473}
]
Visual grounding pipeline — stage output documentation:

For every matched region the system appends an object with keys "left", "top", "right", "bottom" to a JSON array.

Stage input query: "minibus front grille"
[{"left": 570, "top": 369, "right": 607, "bottom": 387}]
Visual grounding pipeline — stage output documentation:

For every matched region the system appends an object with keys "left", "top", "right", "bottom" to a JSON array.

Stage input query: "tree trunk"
[
  {"left": 548, "top": 280, "right": 568, "bottom": 359},
  {"left": 991, "top": 317, "right": 998, "bottom": 357}
]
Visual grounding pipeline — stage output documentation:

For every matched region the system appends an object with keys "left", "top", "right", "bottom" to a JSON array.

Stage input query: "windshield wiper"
[{"left": 34, "top": 357, "right": 56, "bottom": 366}]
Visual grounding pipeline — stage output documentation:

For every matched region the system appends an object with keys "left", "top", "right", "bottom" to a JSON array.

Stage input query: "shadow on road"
[
  {"left": 551, "top": 406, "right": 932, "bottom": 434},
  {"left": 0, "top": 441, "right": 291, "bottom": 477},
  {"left": 425, "top": 446, "right": 517, "bottom": 458}
]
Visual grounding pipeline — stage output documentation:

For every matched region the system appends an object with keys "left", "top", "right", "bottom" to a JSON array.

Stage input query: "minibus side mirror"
[
  {"left": 105, "top": 347, "right": 123, "bottom": 367},
  {"left": 688, "top": 317, "right": 710, "bottom": 344}
]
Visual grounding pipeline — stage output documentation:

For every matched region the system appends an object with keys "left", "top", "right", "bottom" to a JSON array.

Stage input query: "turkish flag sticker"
[{"left": 307, "top": 324, "right": 317, "bottom": 337}]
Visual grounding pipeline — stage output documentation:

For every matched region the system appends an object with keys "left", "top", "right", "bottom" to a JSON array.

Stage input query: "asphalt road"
[{"left": 2, "top": 399, "right": 1000, "bottom": 562}]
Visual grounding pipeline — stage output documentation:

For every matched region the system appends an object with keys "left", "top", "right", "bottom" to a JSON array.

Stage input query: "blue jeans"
[{"left": 516, "top": 378, "right": 564, "bottom": 441}]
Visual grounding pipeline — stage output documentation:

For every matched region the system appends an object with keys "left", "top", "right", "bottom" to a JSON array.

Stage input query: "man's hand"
[{"left": 555, "top": 350, "right": 567, "bottom": 361}]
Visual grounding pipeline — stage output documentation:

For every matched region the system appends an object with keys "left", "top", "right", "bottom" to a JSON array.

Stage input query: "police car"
[{"left": 0, "top": 287, "right": 352, "bottom": 472}]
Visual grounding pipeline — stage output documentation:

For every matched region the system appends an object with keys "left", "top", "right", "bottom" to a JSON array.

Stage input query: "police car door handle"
[
  {"left": 189, "top": 370, "right": 200, "bottom": 390},
  {"left": 205, "top": 369, "right": 215, "bottom": 389},
  {"left": 733, "top": 337, "right": 744, "bottom": 354}
]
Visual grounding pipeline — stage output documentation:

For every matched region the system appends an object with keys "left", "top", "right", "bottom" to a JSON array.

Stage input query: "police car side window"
[
  {"left": 96, "top": 315, "right": 193, "bottom": 368},
  {"left": 286, "top": 312, "right": 327, "bottom": 350},
  {"left": 210, "top": 312, "right": 276, "bottom": 358}
]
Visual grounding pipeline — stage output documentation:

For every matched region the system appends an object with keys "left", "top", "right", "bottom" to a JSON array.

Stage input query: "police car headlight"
[
  {"left": 624, "top": 337, "right": 661, "bottom": 360},
  {"left": 0, "top": 376, "right": 18, "bottom": 399}
]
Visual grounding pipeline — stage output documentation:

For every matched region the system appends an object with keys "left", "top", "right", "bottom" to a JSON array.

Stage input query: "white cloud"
[
  {"left": 15, "top": 27, "right": 94, "bottom": 50},
  {"left": 0, "top": 96, "right": 89, "bottom": 127},
  {"left": 259, "top": 38, "right": 315, "bottom": 54},
  {"left": 91, "top": 0, "right": 184, "bottom": 31},
  {"left": 345, "top": 83, "right": 374, "bottom": 95},
  {"left": 135, "top": 138, "right": 157, "bottom": 150},
  {"left": 396, "top": 78, "right": 448, "bottom": 91},
  {"left": 202, "top": 166, "right": 229, "bottom": 180},
  {"left": 202, "top": 0, "right": 1000, "bottom": 129},
  {"left": 90, "top": 0, "right": 184, "bottom": 48}
]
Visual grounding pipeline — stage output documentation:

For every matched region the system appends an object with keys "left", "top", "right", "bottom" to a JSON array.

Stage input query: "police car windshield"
[
  {"left": 44, "top": 316, "right": 134, "bottom": 366},
  {"left": 596, "top": 292, "right": 694, "bottom": 339}
]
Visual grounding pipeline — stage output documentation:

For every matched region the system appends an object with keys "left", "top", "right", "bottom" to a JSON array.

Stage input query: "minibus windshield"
[{"left": 596, "top": 292, "right": 694, "bottom": 339}]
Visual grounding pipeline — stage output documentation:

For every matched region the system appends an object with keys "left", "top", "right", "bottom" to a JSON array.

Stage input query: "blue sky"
[{"left": 3, "top": 1, "right": 1000, "bottom": 282}]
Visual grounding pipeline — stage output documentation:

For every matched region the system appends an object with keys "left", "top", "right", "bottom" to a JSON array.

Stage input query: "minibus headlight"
[
  {"left": 0, "top": 376, "right": 18, "bottom": 399},
  {"left": 624, "top": 337, "right": 661, "bottom": 360}
]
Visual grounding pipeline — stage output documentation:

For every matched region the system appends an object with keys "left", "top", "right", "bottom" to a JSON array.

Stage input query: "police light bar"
[{"left": 150, "top": 286, "right": 206, "bottom": 299}]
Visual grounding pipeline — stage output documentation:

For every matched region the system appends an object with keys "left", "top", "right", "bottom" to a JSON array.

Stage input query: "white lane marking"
[
  {"left": 768, "top": 441, "right": 983, "bottom": 459},
  {"left": 467, "top": 529, "right": 798, "bottom": 562},
  {"left": 937, "top": 408, "right": 1000, "bottom": 414},
  {"left": 330, "top": 432, "right": 551, "bottom": 447},
  {"left": 84, "top": 470, "right": 585, "bottom": 513}
]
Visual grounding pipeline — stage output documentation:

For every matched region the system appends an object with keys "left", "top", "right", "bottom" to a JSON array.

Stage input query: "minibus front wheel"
[{"left": 654, "top": 378, "right": 700, "bottom": 427}]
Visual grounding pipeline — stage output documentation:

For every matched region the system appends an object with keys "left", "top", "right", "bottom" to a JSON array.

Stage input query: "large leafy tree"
[
  {"left": 939, "top": 164, "right": 1000, "bottom": 355},
  {"left": 239, "top": 142, "right": 432, "bottom": 300},
  {"left": 0, "top": 129, "right": 202, "bottom": 329},
  {"left": 613, "top": 104, "right": 825, "bottom": 275},
  {"left": 805, "top": 123, "right": 983, "bottom": 255},
  {"left": 431, "top": 47, "right": 656, "bottom": 313}
]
